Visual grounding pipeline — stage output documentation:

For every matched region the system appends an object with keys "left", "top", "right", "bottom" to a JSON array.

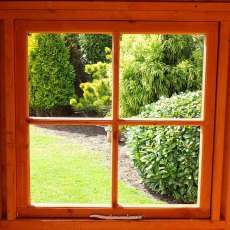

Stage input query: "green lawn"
[{"left": 30, "top": 125, "right": 165, "bottom": 205}]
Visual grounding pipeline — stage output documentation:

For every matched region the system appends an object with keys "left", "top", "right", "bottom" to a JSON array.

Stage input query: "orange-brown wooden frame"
[
  {"left": 1, "top": 2, "right": 230, "bottom": 230},
  {"left": 14, "top": 20, "right": 218, "bottom": 219}
]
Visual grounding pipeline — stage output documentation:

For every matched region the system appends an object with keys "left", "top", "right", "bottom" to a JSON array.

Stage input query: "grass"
[{"left": 30, "top": 125, "right": 165, "bottom": 205}]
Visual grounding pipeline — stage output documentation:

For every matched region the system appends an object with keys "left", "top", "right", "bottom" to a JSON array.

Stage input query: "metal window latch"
[{"left": 90, "top": 214, "right": 143, "bottom": 220}]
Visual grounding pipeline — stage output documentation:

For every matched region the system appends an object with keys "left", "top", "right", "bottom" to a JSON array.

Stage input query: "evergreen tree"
[{"left": 29, "top": 34, "right": 75, "bottom": 116}]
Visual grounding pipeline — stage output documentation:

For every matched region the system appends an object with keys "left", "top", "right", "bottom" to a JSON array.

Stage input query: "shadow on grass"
[{"left": 39, "top": 125, "right": 107, "bottom": 137}]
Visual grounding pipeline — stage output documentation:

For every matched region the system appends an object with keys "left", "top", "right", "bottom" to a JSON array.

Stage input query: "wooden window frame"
[
  {"left": 14, "top": 20, "right": 217, "bottom": 219},
  {"left": 0, "top": 2, "right": 230, "bottom": 230}
]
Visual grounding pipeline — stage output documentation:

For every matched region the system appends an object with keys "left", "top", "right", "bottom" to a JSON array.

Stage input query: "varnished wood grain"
[
  {"left": 0, "top": 19, "right": 5, "bottom": 220},
  {"left": 0, "top": 1, "right": 230, "bottom": 11},
  {"left": 1, "top": 9, "right": 230, "bottom": 21},
  {"left": 3, "top": 19, "right": 16, "bottom": 220},
  {"left": 220, "top": 22, "right": 230, "bottom": 230},
  {"left": 198, "top": 22, "right": 219, "bottom": 210},
  {"left": 111, "top": 32, "right": 120, "bottom": 207},
  {"left": 211, "top": 22, "right": 230, "bottom": 221},
  {"left": 0, "top": 219, "right": 226, "bottom": 230},
  {"left": 15, "top": 25, "right": 30, "bottom": 208},
  {"left": 17, "top": 205, "right": 209, "bottom": 218},
  {"left": 15, "top": 19, "right": 217, "bottom": 219},
  {"left": 0, "top": 1, "right": 230, "bottom": 229}
]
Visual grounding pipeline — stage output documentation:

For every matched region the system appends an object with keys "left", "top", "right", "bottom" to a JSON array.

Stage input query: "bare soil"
[{"left": 36, "top": 125, "right": 176, "bottom": 204}]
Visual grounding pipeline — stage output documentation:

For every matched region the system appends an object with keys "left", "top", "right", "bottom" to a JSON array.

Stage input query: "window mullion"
[{"left": 111, "top": 32, "right": 120, "bottom": 208}]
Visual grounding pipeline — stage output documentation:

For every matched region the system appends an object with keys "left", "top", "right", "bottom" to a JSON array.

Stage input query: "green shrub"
[
  {"left": 78, "top": 34, "right": 112, "bottom": 64},
  {"left": 120, "top": 34, "right": 203, "bottom": 117},
  {"left": 63, "top": 34, "right": 88, "bottom": 97},
  {"left": 29, "top": 34, "right": 75, "bottom": 116},
  {"left": 126, "top": 91, "right": 201, "bottom": 203},
  {"left": 70, "top": 48, "right": 112, "bottom": 116},
  {"left": 71, "top": 78, "right": 111, "bottom": 116}
]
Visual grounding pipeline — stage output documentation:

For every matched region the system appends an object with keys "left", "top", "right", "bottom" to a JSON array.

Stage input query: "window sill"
[{"left": 0, "top": 219, "right": 226, "bottom": 230}]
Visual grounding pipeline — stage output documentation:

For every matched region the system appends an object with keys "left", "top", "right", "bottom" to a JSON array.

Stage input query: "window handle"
[{"left": 90, "top": 214, "right": 143, "bottom": 220}]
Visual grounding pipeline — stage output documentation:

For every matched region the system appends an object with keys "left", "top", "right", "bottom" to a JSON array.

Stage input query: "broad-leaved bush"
[{"left": 126, "top": 91, "right": 201, "bottom": 203}]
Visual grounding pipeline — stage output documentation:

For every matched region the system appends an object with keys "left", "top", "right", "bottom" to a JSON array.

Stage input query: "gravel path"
[{"left": 36, "top": 125, "right": 175, "bottom": 204}]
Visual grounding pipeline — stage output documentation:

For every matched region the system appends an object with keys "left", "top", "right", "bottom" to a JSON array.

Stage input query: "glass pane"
[
  {"left": 30, "top": 125, "right": 112, "bottom": 204},
  {"left": 28, "top": 33, "right": 112, "bottom": 118},
  {"left": 118, "top": 125, "right": 201, "bottom": 205},
  {"left": 119, "top": 34, "right": 204, "bottom": 119}
]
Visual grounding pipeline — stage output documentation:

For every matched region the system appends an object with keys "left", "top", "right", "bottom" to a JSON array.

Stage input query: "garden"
[{"left": 28, "top": 32, "right": 204, "bottom": 204}]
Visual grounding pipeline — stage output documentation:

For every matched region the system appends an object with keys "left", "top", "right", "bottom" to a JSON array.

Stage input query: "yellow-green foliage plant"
[
  {"left": 70, "top": 48, "right": 112, "bottom": 116},
  {"left": 120, "top": 34, "right": 203, "bottom": 117}
]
